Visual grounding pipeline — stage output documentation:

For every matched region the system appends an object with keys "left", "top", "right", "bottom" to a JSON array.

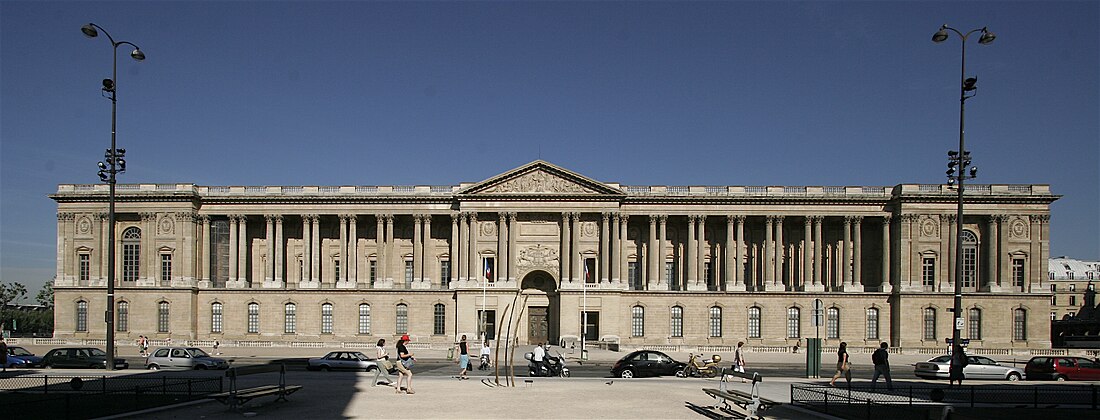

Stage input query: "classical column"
[
  {"left": 421, "top": 214, "right": 431, "bottom": 285},
  {"left": 274, "top": 215, "right": 284, "bottom": 286},
  {"left": 497, "top": 213, "right": 507, "bottom": 282},
  {"left": 562, "top": 212, "right": 572, "bottom": 283},
  {"left": 55, "top": 213, "right": 66, "bottom": 283},
  {"left": 697, "top": 215, "right": 707, "bottom": 290},
  {"left": 311, "top": 215, "right": 321, "bottom": 283},
  {"left": 348, "top": 214, "right": 357, "bottom": 285},
  {"left": 882, "top": 215, "right": 891, "bottom": 292},
  {"left": 764, "top": 216, "right": 774, "bottom": 291},
  {"left": 1028, "top": 215, "right": 1040, "bottom": 292},
  {"left": 571, "top": 213, "right": 581, "bottom": 283},
  {"left": 648, "top": 215, "right": 658, "bottom": 287},
  {"left": 267, "top": 215, "right": 277, "bottom": 284},
  {"left": 724, "top": 216, "right": 736, "bottom": 291},
  {"left": 774, "top": 216, "right": 784, "bottom": 289},
  {"left": 376, "top": 214, "right": 385, "bottom": 286},
  {"left": 140, "top": 212, "right": 156, "bottom": 283},
  {"left": 384, "top": 215, "right": 394, "bottom": 284},
  {"left": 945, "top": 214, "right": 956, "bottom": 290},
  {"left": 301, "top": 215, "right": 311, "bottom": 285},
  {"left": 337, "top": 214, "right": 350, "bottom": 288},
  {"left": 200, "top": 215, "right": 211, "bottom": 283},
  {"left": 852, "top": 216, "right": 864, "bottom": 292},
  {"left": 610, "top": 213, "right": 620, "bottom": 284},
  {"left": 1038, "top": 215, "right": 1051, "bottom": 292},
  {"left": 98, "top": 213, "right": 109, "bottom": 284},
  {"left": 468, "top": 213, "right": 478, "bottom": 284},
  {"left": 812, "top": 216, "right": 824, "bottom": 291},
  {"left": 686, "top": 215, "right": 697, "bottom": 289},
  {"left": 996, "top": 215, "right": 1010, "bottom": 291},
  {"left": 658, "top": 215, "right": 667, "bottom": 289},
  {"left": 458, "top": 213, "right": 468, "bottom": 283},
  {"left": 508, "top": 212, "right": 517, "bottom": 283},
  {"left": 619, "top": 214, "right": 629, "bottom": 286},
  {"left": 602, "top": 213, "right": 611, "bottom": 281},
  {"left": 228, "top": 215, "right": 239, "bottom": 284},
  {"left": 841, "top": 216, "right": 851, "bottom": 290},
  {"left": 803, "top": 217, "right": 813, "bottom": 291},
  {"left": 734, "top": 215, "right": 746, "bottom": 291},
  {"left": 450, "top": 213, "right": 459, "bottom": 287},
  {"left": 987, "top": 215, "right": 1000, "bottom": 292},
  {"left": 413, "top": 214, "right": 422, "bottom": 282}
]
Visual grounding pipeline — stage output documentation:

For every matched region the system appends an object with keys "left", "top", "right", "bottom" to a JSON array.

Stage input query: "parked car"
[
  {"left": 610, "top": 350, "right": 686, "bottom": 379},
  {"left": 1024, "top": 356, "right": 1100, "bottom": 381},
  {"left": 307, "top": 351, "right": 379, "bottom": 372},
  {"left": 5, "top": 346, "right": 42, "bottom": 368},
  {"left": 41, "top": 347, "right": 129, "bottom": 369},
  {"left": 146, "top": 347, "right": 229, "bottom": 370},
  {"left": 913, "top": 354, "right": 1025, "bottom": 381}
]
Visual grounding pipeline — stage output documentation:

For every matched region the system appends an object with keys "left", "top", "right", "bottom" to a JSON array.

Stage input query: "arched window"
[
  {"left": 358, "top": 304, "right": 371, "bottom": 335},
  {"left": 709, "top": 306, "right": 722, "bottom": 338},
  {"left": 284, "top": 303, "right": 297, "bottom": 334},
  {"left": 787, "top": 307, "right": 801, "bottom": 339},
  {"left": 631, "top": 306, "right": 645, "bottom": 337},
  {"left": 321, "top": 303, "right": 334, "bottom": 334},
  {"left": 826, "top": 307, "right": 840, "bottom": 339},
  {"left": 76, "top": 300, "right": 88, "bottom": 332},
  {"left": 961, "top": 230, "right": 979, "bottom": 290},
  {"left": 433, "top": 303, "right": 446, "bottom": 335},
  {"left": 396, "top": 303, "right": 408, "bottom": 334},
  {"left": 211, "top": 302, "right": 223, "bottom": 333},
  {"left": 968, "top": 308, "right": 982, "bottom": 340},
  {"left": 1013, "top": 308, "right": 1027, "bottom": 340},
  {"left": 865, "top": 308, "right": 879, "bottom": 340},
  {"left": 247, "top": 302, "right": 260, "bottom": 333},
  {"left": 748, "top": 306, "right": 762, "bottom": 339},
  {"left": 117, "top": 301, "right": 129, "bottom": 332},
  {"left": 923, "top": 308, "right": 937, "bottom": 340},
  {"left": 670, "top": 306, "right": 684, "bottom": 337},
  {"left": 157, "top": 301, "right": 170, "bottom": 333},
  {"left": 122, "top": 227, "right": 142, "bottom": 282}
]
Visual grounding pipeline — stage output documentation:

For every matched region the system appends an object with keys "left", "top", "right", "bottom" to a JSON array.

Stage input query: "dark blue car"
[{"left": 5, "top": 346, "right": 43, "bottom": 368}]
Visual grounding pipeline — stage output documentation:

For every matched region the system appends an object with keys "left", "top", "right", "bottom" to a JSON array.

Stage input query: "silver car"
[
  {"left": 146, "top": 347, "right": 229, "bottom": 370},
  {"left": 914, "top": 354, "right": 1025, "bottom": 381},
  {"left": 307, "top": 351, "right": 379, "bottom": 371}
]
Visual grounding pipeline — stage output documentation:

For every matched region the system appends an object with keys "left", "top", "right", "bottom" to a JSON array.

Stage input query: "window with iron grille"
[
  {"left": 396, "top": 303, "right": 408, "bottom": 334},
  {"left": 76, "top": 300, "right": 87, "bottom": 332},
  {"left": 321, "top": 303, "right": 333, "bottom": 334},
  {"left": 923, "top": 308, "right": 936, "bottom": 340},
  {"left": 826, "top": 307, "right": 839, "bottom": 339},
  {"left": 866, "top": 308, "right": 879, "bottom": 340},
  {"left": 358, "top": 304, "right": 371, "bottom": 335},
  {"left": 670, "top": 306, "right": 683, "bottom": 337},
  {"left": 157, "top": 301, "right": 170, "bottom": 333},
  {"left": 247, "top": 302, "right": 260, "bottom": 333},
  {"left": 117, "top": 301, "right": 128, "bottom": 332},
  {"left": 1013, "top": 309, "right": 1027, "bottom": 340},
  {"left": 434, "top": 303, "right": 446, "bottom": 335},
  {"left": 748, "top": 306, "right": 761, "bottom": 338},
  {"left": 631, "top": 306, "right": 644, "bottom": 337},
  {"left": 284, "top": 303, "right": 297, "bottom": 334},
  {"left": 122, "top": 227, "right": 141, "bottom": 282},
  {"left": 79, "top": 254, "right": 90, "bottom": 282},
  {"left": 788, "top": 307, "right": 802, "bottom": 339},
  {"left": 968, "top": 308, "right": 982, "bottom": 340},
  {"left": 211, "top": 302, "right": 223, "bottom": 333},
  {"left": 709, "top": 306, "right": 722, "bottom": 337}
]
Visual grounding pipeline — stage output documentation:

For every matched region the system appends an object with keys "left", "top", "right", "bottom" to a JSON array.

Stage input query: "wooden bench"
[
  {"left": 697, "top": 368, "right": 780, "bottom": 420},
  {"left": 210, "top": 364, "right": 303, "bottom": 410}
]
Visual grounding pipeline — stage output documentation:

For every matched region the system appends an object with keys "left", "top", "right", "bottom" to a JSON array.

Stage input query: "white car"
[
  {"left": 307, "top": 351, "right": 379, "bottom": 372},
  {"left": 914, "top": 355, "right": 1025, "bottom": 381}
]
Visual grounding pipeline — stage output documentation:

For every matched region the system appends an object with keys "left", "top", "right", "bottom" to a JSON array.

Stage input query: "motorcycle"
[
  {"left": 524, "top": 351, "right": 570, "bottom": 377},
  {"left": 676, "top": 353, "right": 721, "bottom": 378}
]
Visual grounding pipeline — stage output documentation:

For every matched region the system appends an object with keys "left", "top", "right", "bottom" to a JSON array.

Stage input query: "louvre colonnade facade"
[{"left": 50, "top": 161, "right": 1057, "bottom": 350}]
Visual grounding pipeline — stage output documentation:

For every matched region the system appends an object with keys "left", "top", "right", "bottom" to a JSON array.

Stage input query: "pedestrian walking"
[
  {"left": 372, "top": 338, "right": 395, "bottom": 387},
  {"left": 213, "top": 339, "right": 220, "bottom": 355},
  {"left": 828, "top": 342, "right": 851, "bottom": 387},
  {"left": 949, "top": 344, "right": 968, "bottom": 386},
  {"left": 1, "top": 336, "right": 8, "bottom": 372},
  {"left": 394, "top": 335, "right": 415, "bottom": 394},
  {"left": 455, "top": 334, "right": 470, "bottom": 380},
  {"left": 139, "top": 335, "right": 149, "bottom": 357},
  {"left": 733, "top": 341, "right": 747, "bottom": 382},
  {"left": 870, "top": 342, "right": 893, "bottom": 390}
]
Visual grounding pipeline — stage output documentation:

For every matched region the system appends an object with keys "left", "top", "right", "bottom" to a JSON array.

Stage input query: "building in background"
[
  {"left": 49, "top": 161, "right": 1057, "bottom": 350},
  {"left": 1049, "top": 257, "right": 1100, "bottom": 348}
]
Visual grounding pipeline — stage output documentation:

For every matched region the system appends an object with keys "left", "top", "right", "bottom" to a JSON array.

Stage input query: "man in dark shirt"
[{"left": 871, "top": 342, "right": 893, "bottom": 390}]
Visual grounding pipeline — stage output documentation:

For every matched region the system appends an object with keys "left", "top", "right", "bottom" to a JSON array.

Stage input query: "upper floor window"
[
  {"left": 922, "top": 257, "right": 936, "bottom": 289},
  {"left": 79, "top": 254, "right": 90, "bottom": 282},
  {"left": 160, "top": 253, "right": 173, "bottom": 285},
  {"left": 960, "top": 231, "right": 978, "bottom": 290},
  {"left": 483, "top": 257, "right": 496, "bottom": 283},
  {"left": 122, "top": 227, "right": 141, "bottom": 282},
  {"left": 440, "top": 260, "right": 451, "bottom": 285},
  {"left": 1012, "top": 259, "right": 1026, "bottom": 289}
]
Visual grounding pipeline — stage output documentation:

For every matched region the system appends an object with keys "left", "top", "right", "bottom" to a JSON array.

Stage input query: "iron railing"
[{"left": 791, "top": 383, "right": 1099, "bottom": 419}]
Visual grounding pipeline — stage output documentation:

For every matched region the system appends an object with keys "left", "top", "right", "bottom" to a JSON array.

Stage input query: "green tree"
[
  {"left": 1, "top": 282, "right": 28, "bottom": 331},
  {"left": 36, "top": 280, "right": 54, "bottom": 308}
]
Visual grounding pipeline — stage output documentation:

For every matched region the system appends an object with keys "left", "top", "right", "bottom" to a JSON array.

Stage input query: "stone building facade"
[{"left": 50, "top": 161, "right": 1057, "bottom": 350}]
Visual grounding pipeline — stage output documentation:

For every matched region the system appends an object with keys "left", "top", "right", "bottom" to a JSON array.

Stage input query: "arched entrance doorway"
[{"left": 520, "top": 270, "right": 559, "bottom": 345}]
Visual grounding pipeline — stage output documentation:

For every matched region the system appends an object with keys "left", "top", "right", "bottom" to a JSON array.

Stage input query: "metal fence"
[
  {"left": 0, "top": 374, "right": 222, "bottom": 395},
  {"left": 791, "top": 383, "right": 1100, "bottom": 419},
  {"left": 0, "top": 375, "right": 222, "bottom": 418}
]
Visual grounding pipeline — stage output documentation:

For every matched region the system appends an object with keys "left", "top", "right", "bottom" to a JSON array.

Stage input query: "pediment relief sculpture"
[{"left": 481, "top": 170, "right": 592, "bottom": 194}]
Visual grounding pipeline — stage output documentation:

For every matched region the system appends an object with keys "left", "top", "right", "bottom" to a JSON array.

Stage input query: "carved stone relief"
[
  {"left": 516, "top": 244, "right": 559, "bottom": 269},
  {"left": 481, "top": 170, "right": 590, "bottom": 194},
  {"left": 1010, "top": 218, "right": 1029, "bottom": 239},
  {"left": 481, "top": 221, "right": 496, "bottom": 236},
  {"left": 159, "top": 215, "right": 175, "bottom": 235},
  {"left": 78, "top": 216, "right": 92, "bottom": 235},
  {"left": 581, "top": 221, "right": 597, "bottom": 237},
  {"left": 920, "top": 216, "right": 939, "bottom": 239}
]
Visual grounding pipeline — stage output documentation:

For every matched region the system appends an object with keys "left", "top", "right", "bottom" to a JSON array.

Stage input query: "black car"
[
  {"left": 610, "top": 350, "right": 685, "bottom": 378},
  {"left": 42, "top": 347, "right": 129, "bottom": 369}
]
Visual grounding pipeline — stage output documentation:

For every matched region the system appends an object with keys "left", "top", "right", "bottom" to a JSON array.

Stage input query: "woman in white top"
[{"left": 372, "top": 338, "right": 395, "bottom": 387}]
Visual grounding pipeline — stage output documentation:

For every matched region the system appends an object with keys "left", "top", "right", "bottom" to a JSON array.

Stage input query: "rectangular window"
[
  {"left": 1070, "top": 284, "right": 1076, "bottom": 291},
  {"left": 1052, "top": 296, "right": 1057, "bottom": 306},
  {"left": 670, "top": 306, "right": 683, "bottom": 337},
  {"left": 865, "top": 308, "right": 879, "bottom": 340},
  {"left": 441, "top": 260, "right": 450, "bottom": 285},
  {"left": 665, "top": 262, "right": 676, "bottom": 289},
  {"left": 709, "top": 307, "right": 722, "bottom": 337},
  {"left": 396, "top": 304, "right": 408, "bottom": 334},
  {"left": 76, "top": 301, "right": 88, "bottom": 332},
  {"left": 585, "top": 258, "right": 596, "bottom": 283},
  {"left": 123, "top": 243, "right": 140, "bottom": 281},
  {"left": 358, "top": 304, "right": 371, "bottom": 335},
  {"left": 825, "top": 308, "right": 838, "bottom": 339},
  {"left": 284, "top": 304, "right": 297, "bottom": 334},
  {"left": 1013, "top": 309, "right": 1027, "bottom": 340},
  {"left": 922, "top": 257, "right": 936, "bottom": 289},
  {"left": 628, "top": 261, "right": 641, "bottom": 290},
  {"left": 1012, "top": 259, "right": 1025, "bottom": 289},
  {"left": 582, "top": 311, "right": 599, "bottom": 341},
  {"left": 484, "top": 257, "right": 496, "bottom": 283},
  {"left": 404, "top": 260, "right": 413, "bottom": 287},
  {"left": 157, "top": 302, "right": 170, "bottom": 333},
  {"left": 248, "top": 303, "right": 260, "bottom": 333},
  {"left": 369, "top": 260, "right": 377, "bottom": 284},
  {"left": 1051, "top": 312, "right": 1057, "bottom": 321},
  {"left": 704, "top": 261, "right": 714, "bottom": 290},
  {"left": 748, "top": 307, "right": 761, "bottom": 339},
  {"left": 1051, "top": 284, "right": 1057, "bottom": 292},
  {"left": 321, "top": 304, "right": 333, "bottom": 334},
  {"left": 334, "top": 260, "right": 341, "bottom": 282},
  {"left": 631, "top": 306, "right": 644, "bottom": 337},
  {"left": 968, "top": 308, "right": 982, "bottom": 340},
  {"left": 433, "top": 303, "right": 446, "bottom": 335},
  {"left": 962, "top": 247, "right": 978, "bottom": 289},
  {"left": 116, "top": 301, "right": 128, "bottom": 332},
  {"left": 160, "top": 254, "right": 172, "bottom": 284},
  {"left": 79, "top": 254, "right": 90, "bottom": 282},
  {"left": 1070, "top": 295, "right": 1077, "bottom": 306},
  {"left": 789, "top": 308, "right": 802, "bottom": 339},
  {"left": 923, "top": 308, "right": 936, "bottom": 340},
  {"left": 211, "top": 303, "right": 223, "bottom": 333},
  {"left": 477, "top": 310, "right": 496, "bottom": 340}
]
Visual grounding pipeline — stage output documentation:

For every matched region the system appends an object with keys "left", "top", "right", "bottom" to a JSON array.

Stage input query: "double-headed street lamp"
[
  {"left": 82, "top": 23, "right": 145, "bottom": 371},
  {"left": 932, "top": 24, "right": 994, "bottom": 352}
]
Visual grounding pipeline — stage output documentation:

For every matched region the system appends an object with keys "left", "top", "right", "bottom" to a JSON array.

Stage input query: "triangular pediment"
[{"left": 457, "top": 161, "right": 624, "bottom": 196}]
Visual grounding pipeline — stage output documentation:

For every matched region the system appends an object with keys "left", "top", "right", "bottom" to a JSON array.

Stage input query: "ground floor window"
[
  {"left": 433, "top": 303, "right": 446, "bottom": 335},
  {"left": 477, "top": 310, "right": 496, "bottom": 340},
  {"left": 158, "top": 301, "right": 170, "bottom": 333},
  {"left": 76, "top": 300, "right": 87, "bottom": 332},
  {"left": 1013, "top": 309, "right": 1027, "bottom": 340},
  {"left": 748, "top": 306, "right": 761, "bottom": 338},
  {"left": 631, "top": 306, "right": 644, "bottom": 337},
  {"left": 709, "top": 306, "right": 722, "bottom": 337}
]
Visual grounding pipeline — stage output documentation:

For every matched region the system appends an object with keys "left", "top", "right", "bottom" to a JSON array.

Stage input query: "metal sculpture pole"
[
  {"left": 509, "top": 294, "right": 530, "bottom": 387},
  {"left": 492, "top": 303, "right": 510, "bottom": 386}
]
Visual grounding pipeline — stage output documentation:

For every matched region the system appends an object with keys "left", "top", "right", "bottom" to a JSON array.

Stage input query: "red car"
[{"left": 1024, "top": 356, "right": 1100, "bottom": 381}]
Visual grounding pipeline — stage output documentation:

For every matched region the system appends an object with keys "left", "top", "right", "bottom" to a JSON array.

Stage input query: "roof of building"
[{"left": 1049, "top": 257, "right": 1100, "bottom": 280}]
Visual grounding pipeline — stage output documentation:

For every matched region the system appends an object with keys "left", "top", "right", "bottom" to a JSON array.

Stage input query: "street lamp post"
[
  {"left": 932, "top": 24, "right": 994, "bottom": 352},
  {"left": 83, "top": 23, "right": 145, "bottom": 371}
]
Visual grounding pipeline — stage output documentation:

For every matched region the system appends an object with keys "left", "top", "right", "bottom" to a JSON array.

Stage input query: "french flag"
[
  {"left": 485, "top": 260, "right": 493, "bottom": 282},
  {"left": 584, "top": 262, "right": 590, "bottom": 283}
]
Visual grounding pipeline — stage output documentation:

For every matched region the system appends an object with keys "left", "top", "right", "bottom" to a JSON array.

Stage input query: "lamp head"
[
  {"left": 102, "top": 78, "right": 115, "bottom": 92},
  {"left": 932, "top": 25, "right": 949, "bottom": 43},
  {"left": 98, "top": 162, "right": 107, "bottom": 170},
  {"left": 963, "top": 77, "right": 977, "bottom": 92},
  {"left": 81, "top": 23, "right": 98, "bottom": 38},
  {"left": 947, "top": 178, "right": 955, "bottom": 186},
  {"left": 978, "top": 28, "right": 996, "bottom": 45},
  {"left": 130, "top": 49, "right": 145, "bottom": 61},
  {"left": 969, "top": 166, "right": 977, "bottom": 177}
]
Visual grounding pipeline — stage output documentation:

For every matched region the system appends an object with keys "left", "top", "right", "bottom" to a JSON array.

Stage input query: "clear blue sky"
[{"left": 2, "top": 1, "right": 1097, "bottom": 298}]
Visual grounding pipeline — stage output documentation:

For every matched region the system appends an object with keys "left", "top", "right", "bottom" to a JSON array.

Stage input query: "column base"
[
  {"left": 226, "top": 280, "right": 249, "bottom": 289},
  {"left": 297, "top": 281, "right": 320, "bottom": 289},
  {"left": 686, "top": 283, "right": 708, "bottom": 291},
  {"left": 726, "top": 283, "right": 748, "bottom": 292},
  {"left": 804, "top": 283, "right": 825, "bottom": 292},
  {"left": 197, "top": 280, "right": 212, "bottom": 288},
  {"left": 988, "top": 284, "right": 1006, "bottom": 293},
  {"left": 846, "top": 284, "right": 865, "bottom": 293},
  {"left": 335, "top": 281, "right": 356, "bottom": 289},
  {"left": 262, "top": 281, "right": 285, "bottom": 289},
  {"left": 899, "top": 283, "right": 924, "bottom": 293}
]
